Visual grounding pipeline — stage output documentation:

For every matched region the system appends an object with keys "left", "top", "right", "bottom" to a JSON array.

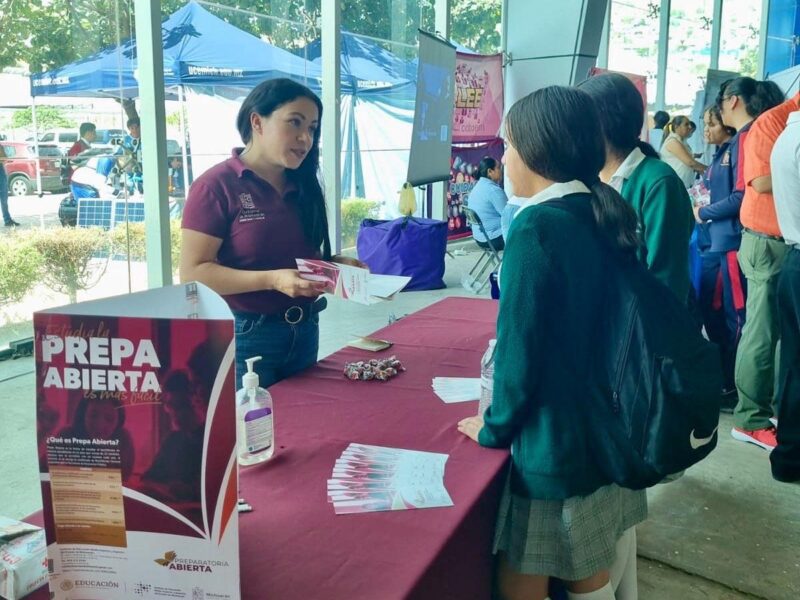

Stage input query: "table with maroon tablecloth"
[{"left": 27, "top": 297, "right": 509, "bottom": 600}]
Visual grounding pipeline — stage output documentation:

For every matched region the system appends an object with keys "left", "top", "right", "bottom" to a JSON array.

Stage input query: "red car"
[{"left": 1, "top": 141, "right": 64, "bottom": 196}]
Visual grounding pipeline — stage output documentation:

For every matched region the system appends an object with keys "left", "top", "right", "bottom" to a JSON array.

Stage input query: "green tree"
[
  {"left": 451, "top": 0, "right": 502, "bottom": 54},
  {"left": 0, "top": 1, "right": 509, "bottom": 73},
  {"left": 11, "top": 106, "right": 75, "bottom": 130}
]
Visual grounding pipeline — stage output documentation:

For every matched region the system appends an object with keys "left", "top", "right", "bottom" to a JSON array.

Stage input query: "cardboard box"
[{"left": 0, "top": 518, "right": 48, "bottom": 600}]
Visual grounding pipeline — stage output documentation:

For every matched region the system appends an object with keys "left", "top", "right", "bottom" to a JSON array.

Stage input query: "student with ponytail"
[
  {"left": 578, "top": 73, "right": 694, "bottom": 303},
  {"left": 458, "top": 86, "right": 645, "bottom": 600},
  {"left": 180, "top": 78, "right": 364, "bottom": 387},
  {"left": 713, "top": 76, "right": 794, "bottom": 450}
]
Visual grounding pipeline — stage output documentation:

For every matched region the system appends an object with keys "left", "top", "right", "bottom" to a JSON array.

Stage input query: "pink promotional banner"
[
  {"left": 453, "top": 52, "right": 504, "bottom": 143},
  {"left": 448, "top": 138, "right": 505, "bottom": 240},
  {"left": 588, "top": 67, "right": 649, "bottom": 141}
]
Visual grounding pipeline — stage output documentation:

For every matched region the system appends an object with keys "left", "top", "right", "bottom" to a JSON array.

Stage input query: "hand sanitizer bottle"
[{"left": 236, "top": 356, "right": 274, "bottom": 466}]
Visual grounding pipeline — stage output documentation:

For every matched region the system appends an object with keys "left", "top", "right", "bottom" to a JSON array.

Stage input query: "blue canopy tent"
[{"left": 29, "top": 1, "right": 320, "bottom": 98}]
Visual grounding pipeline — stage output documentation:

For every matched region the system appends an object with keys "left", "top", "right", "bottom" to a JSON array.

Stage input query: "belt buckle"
[{"left": 284, "top": 306, "right": 304, "bottom": 325}]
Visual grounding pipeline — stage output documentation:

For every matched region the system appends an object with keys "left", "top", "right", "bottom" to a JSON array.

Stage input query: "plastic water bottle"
[
  {"left": 236, "top": 356, "right": 274, "bottom": 466},
  {"left": 478, "top": 339, "right": 497, "bottom": 416}
]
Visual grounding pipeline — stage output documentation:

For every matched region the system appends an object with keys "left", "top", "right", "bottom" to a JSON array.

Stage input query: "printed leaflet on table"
[{"left": 327, "top": 443, "right": 453, "bottom": 515}]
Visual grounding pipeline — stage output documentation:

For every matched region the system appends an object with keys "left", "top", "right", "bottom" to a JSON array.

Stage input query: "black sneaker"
[
  {"left": 720, "top": 387, "right": 738, "bottom": 413},
  {"left": 4, "top": 220, "right": 20, "bottom": 227}
]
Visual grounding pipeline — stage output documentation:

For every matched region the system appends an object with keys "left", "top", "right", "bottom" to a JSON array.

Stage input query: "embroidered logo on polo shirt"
[{"left": 238, "top": 192, "right": 265, "bottom": 223}]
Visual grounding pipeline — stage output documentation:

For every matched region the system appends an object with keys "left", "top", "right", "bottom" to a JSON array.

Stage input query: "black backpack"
[{"left": 552, "top": 198, "right": 723, "bottom": 489}]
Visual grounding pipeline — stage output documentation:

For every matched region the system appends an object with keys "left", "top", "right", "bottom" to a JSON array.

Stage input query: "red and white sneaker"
[{"left": 731, "top": 426, "right": 778, "bottom": 451}]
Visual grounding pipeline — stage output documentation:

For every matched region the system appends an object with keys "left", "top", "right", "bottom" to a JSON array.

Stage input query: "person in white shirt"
[
  {"left": 660, "top": 116, "right": 707, "bottom": 188},
  {"left": 768, "top": 110, "right": 800, "bottom": 483}
]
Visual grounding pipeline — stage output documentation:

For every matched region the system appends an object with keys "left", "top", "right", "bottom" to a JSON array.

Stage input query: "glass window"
[
  {"left": 664, "top": 0, "right": 714, "bottom": 111},
  {"left": 2, "top": 0, "right": 140, "bottom": 522},
  {"left": 39, "top": 146, "right": 62, "bottom": 157},
  {"left": 2, "top": 144, "right": 17, "bottom": 158},
  {"left": 608, "top": 0, "right": 661, "bottom": 110},
  {"left": 338, "top": 1, "right": 435, "bottom": 244},
  {"left": 719, "top": 0, "right": 762, "bottom": 76}
]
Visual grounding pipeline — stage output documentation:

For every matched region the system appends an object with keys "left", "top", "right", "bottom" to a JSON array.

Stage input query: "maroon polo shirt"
[{"left": 182, "top": 148, "right": 319, "bottom": 315}]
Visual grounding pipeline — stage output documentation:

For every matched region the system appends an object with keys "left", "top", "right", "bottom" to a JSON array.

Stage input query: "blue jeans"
[
  {"left": 233, "top": 310, "right": 320, "bottom": 389},
  {"left": 0, "top": 165, "right": 11, "bottom": 224}
]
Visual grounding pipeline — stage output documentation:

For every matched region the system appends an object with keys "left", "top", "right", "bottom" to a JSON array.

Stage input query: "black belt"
[
  {"left": 234, "top": 297, "right": 327, "bottom": 326},
  {"left": 743, "top": 227, "right": 784, "bottom": 243}
]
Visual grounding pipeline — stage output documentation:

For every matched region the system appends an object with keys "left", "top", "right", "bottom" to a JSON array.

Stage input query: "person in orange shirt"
[{"left": 723, "top": 78, "right": 798, "bottom": 450}]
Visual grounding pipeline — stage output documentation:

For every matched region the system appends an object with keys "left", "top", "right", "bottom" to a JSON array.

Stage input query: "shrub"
[
  {"left": 32, "top": 227, "right": 110, "bottom": 303},
  {"left": 0, "top": 233, "right": 42, "bottom": 308},
  {"left": 110, "top": 219, "right": 182, "bottom": 271},
  {"left": 341, "top": 198, "right": 380, "bottom": 250}
]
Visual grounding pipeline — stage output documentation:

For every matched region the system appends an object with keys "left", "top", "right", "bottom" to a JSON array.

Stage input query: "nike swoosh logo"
[{"left": 690, "top": 427, "right": 718, "bottom": 450}]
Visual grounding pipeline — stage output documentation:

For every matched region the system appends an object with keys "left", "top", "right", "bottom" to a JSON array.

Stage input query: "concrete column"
[
  {"left": 598, "top": 1, "right": 611, "bottom": 70},
  {"left": 710, "top": 0, "right": 723, "bottom": 70},
  {"left": 503, "top": 0, "right": 609, "bottom": 108},
  {"left": 133, "top": 0, "right": 171, "bottom": 287}
]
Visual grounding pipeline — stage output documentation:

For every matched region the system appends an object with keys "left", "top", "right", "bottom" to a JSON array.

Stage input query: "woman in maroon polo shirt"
[{"left": 181, "top": 78, "right": 362, "bottom": 387}]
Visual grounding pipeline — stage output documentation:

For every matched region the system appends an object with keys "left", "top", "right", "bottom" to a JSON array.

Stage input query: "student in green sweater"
[
  {"left": 579, "top": 73, "right": 694, "bottom": 303},
  {"left": 458, "top": 86, "right": 646, "bottom": 600}
]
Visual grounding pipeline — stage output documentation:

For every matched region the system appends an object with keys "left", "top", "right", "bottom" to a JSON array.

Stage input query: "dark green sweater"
[
  {"left": 621, "top": 157, "right": 694, "bottom": 302},
  {"left": 478, "top": 193, "right": 612, "bottom": 499}
]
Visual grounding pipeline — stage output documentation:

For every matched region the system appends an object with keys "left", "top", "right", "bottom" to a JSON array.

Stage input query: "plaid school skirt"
[{"left": 493, "top": 475, "right": 648, "bottom": 581}]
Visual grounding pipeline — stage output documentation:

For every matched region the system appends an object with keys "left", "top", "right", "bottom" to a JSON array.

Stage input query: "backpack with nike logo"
[{"left": 551, "top": 197, "right": 722, "bottom": 489}]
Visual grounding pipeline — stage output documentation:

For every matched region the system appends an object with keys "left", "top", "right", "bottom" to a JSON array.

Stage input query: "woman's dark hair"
[
  {"left": 477, "top": 156, "right": 498, "bottom": 180},
  {"left": 663, "top": 115, "right": 690, "bottom": 138},
  {"left": 577, "top": 73, "right": 659, "bottom": 160},
  {"left": 69, "top": 397, "right": 127, "bottom": 438},
  {"left": 704, "top": 104, "right": 736, "bottom": 137},
  {"left": 653, "top": 110, "right": 670, "bottom": 129},
  {"left": 505, "top": 86, "right": 639, "bottom": 253},
  {"left": 237, "top": 78, "right": 331, "bottom": 259},
  {"left": 717, "top": 77, "right": 785, "bottom": 119}
]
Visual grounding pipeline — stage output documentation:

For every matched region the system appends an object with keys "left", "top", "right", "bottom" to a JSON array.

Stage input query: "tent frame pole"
[
  {"left": 31, "top": 97, "right": 43, "bottom": 198},
  {"left": 178, "top": 85, "right": 191, "bottom": 196}
]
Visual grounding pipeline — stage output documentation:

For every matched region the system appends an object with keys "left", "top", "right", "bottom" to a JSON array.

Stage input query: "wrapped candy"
[{"left": 343, "top": 355, "right": 405, "bottom": 382}]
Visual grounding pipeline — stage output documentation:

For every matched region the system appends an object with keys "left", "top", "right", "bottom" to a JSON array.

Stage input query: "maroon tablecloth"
[{"left": 27, "top": 297, "right": 509, "bottom": 600}]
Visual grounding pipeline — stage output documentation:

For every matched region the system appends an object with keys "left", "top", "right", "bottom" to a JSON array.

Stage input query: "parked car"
[
  {"left": 1, "top": 142, "right": 64, "bottom": 196},
  {"left": 37, "top": 129, "right": 80, "bottom": 153}
]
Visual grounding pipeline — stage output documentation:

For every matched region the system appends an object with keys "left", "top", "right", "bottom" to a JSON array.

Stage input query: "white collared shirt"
[
  {"left": 771, "top": 111, "right": 800, "bottom": 246},
  {"left": 513, "top": 180, "right": 591, "bottom": 221},
  {"left": 608, "top": 147, "right": 647, "bottom": 193},
  {"left": 500, "top": 180, "right": 590, "bottom": 290}
]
